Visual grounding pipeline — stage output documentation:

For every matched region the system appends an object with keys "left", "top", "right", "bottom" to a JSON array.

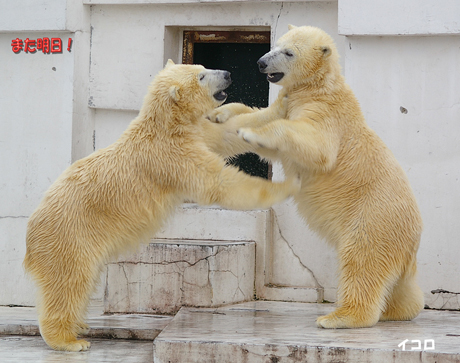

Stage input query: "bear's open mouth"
[
  {"left": 213, "top": 90, "right": 228, "bottom": 102},
  {"left": 267, "top": 73, "right": 284, "bottom": 83}
]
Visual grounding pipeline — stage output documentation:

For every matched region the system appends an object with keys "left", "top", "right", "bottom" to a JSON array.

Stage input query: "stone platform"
[
  {"left": 153, "top": 301, "right": 460, "bottom": 363},
  {"left": 1, "top": 302, "right": 460, "bottom": 363}
]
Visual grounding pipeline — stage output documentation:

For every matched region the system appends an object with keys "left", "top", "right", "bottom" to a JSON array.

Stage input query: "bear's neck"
[
  {"left": 129, "top": 100, "right": 200, "bottom": 140},
  {"left": 290, "top": 66, "right": 344, "bottom": 96}
]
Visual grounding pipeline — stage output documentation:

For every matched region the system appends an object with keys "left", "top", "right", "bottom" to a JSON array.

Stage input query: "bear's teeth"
[
  {"left": 213, "top": 91, "right": 227, "bottom": 101},
  {"left": 266, "top": 72, "right": 284, "bottom": 83}
]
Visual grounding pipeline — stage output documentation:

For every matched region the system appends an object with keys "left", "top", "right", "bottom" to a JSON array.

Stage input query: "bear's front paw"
[
  {"left": 238, "top": 128, "right": 266, "bottom": 148},
  {"left": 207, "top": 103, "right": 256, "bottom": 123},
  {"left": 207, "top": 108, "right": 232, "bottom": 123}
]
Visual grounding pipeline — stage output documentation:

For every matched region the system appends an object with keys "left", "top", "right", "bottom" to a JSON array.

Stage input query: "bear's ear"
[
  {"left": 165, "top": 59, "right": 175, "bottom": 68},
  {"left": 288, "top": 24, "right": 298, "bottom": 31},
  {"left": 169, "top": 85, "right": 180, "bottom": 102},
  {"left": 321, "top": 46, "right": 331, "bottom": 58}
]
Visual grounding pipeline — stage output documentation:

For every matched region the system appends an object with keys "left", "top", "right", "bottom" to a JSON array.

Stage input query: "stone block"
[{"left": 104, "top": 239, "right": 255, "bottom": 314}]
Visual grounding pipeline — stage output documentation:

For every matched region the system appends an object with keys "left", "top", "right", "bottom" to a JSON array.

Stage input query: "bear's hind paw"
[
  {"left": 78, "top": 322, "right": 90, "bottom": 335},
  {"left": 316, "top": 310, "right": 379, "bottom": 329},
  {"left": 69, "top": 339, "right": 91, "bottom": 352},
  {"left": 316, "top": 313, "right": 347, "bottom": 329},
  {"left": 48, "top": 338, "right": 91, "bottom": 352}
]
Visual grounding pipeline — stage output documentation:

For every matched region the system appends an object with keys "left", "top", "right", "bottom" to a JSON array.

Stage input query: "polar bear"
[
  {"left": 205, "top": 25, "right": 424, "bottom": 329},
  {"left": 24, "top": 61, "right": 300, "bottom": 351}
]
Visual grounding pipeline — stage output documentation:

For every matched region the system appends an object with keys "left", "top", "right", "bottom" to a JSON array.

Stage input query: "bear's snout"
[{"left": 257, "top": 58, "right": 268, "bottom": 72}]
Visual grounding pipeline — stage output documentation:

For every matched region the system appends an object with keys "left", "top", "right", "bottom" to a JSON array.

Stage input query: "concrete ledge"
[
  {"left": 155, "top": 204, "right": 270, "bottom": 242},
  {"left": 0, "top": 305, "right": 172, "bottom": 341}
]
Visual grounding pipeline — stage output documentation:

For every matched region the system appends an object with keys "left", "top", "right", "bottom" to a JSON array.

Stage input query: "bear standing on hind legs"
[
  {"left": 206, "top": 25, "right": 424, "bottom": 329},
  {"left": 24, "top": 61, "right": 300, "bottom": 351}
]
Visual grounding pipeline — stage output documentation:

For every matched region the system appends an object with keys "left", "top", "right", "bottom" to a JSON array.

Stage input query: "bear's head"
[
  {"left": 147, "top": 60, "right": 232, "bottom": 119},
  {"left": 257, "top": 25, "right": 340, "bottom": 89}
]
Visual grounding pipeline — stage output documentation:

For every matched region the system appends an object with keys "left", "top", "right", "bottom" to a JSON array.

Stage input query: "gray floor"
[
  {"left": 0, "top": 304, "right": 169, "bottom": 363},
  {"left": 0, "top": 336, "right": 153, "bottom": 363},
  {"left": 1, "top": 302, "right": 460, "bottom": 363}
]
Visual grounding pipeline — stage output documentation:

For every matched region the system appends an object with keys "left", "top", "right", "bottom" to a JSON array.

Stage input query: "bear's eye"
[
  {"left": 199, "top": 74, "right": 206, "bottom": 81},
  {"left": 284, "top": 50, "right": 294, "bottom": 57}
]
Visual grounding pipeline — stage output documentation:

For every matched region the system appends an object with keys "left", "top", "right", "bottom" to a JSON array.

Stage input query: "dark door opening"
[{"left": 183, "top": 30, "right": 271, "bottom": 179}]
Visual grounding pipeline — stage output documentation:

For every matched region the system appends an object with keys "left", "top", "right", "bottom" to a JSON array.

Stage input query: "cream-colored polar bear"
[
  {"left": 205, "top": 25, "right": 424, "bottom": 329},
  {"left": 24, "top": 61, "right": 300, "bottom": 351}
]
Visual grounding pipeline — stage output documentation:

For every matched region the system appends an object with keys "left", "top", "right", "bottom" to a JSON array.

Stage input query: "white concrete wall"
[
  {"left": 0, "top": 1, "right": 91, "bottom": 305},
  {"left": 1, "top": 1, "right": 67, "bottom": 31},
  {"left": 88, "top": 2, "right": 343, "bottom": 110},
  {"left": 0, "top": 31, "right": 74, "bottom": 305},
  {"left": 1, "top": 0, "right": 459, "bottom": 310},
  {"left": 339, "top": 0, "right": 460, "bottom": 35}
]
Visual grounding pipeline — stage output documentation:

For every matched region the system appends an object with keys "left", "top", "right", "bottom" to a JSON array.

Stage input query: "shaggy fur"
[
  {"left": 205, "top": 25, "right": 424, "bottom": 329},
  {"left": 24, "top": 61, "right": 300, "bottom": 351}
]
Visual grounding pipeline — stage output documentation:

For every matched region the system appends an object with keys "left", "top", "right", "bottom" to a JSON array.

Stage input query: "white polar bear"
[
  {"left": 204, "top": 25, "right": 424, "bottom": 329},
  {"left": 24, "top": 61, "right": 300, "bottom": 351}
]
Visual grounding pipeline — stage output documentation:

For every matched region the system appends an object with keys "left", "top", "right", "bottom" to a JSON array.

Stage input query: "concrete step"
[
  {"left": 154, "top": 204, "right": 270, "bottom": 242},
  {"left": 154, "top": 204, "right": 324, "bottom": 305},
  {"left": 153, "top": 301, "right": 460, "bottom": 363},
  {"left": 104, "top": 239, "right": 256, "bottom": 314}
]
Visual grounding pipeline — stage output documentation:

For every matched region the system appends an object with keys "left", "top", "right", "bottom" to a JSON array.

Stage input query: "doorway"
[{"left": 183, "top": 30, "right": 271, "bottom": 179}]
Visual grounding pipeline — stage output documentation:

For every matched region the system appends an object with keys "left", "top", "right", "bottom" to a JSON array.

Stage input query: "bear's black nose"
[
  {"left": 223, "top": 71, "right": 231, "bottom": 80},
  {"left": 257, "top": 58, "right": 268, "bottom": 71}
]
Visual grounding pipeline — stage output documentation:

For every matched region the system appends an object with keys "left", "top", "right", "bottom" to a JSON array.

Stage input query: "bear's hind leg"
[
  {"left": 77, "top": 322, "right": 90, "bottom": 335},
  {"left": 37, "top": 259, "right": 99, "bottom": 351},
  {"left": 380, "top": 261, "right": 424, "bottom": 322},
  {"left": 317, "top": 250, "right": 397, "bottom": 329}
]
